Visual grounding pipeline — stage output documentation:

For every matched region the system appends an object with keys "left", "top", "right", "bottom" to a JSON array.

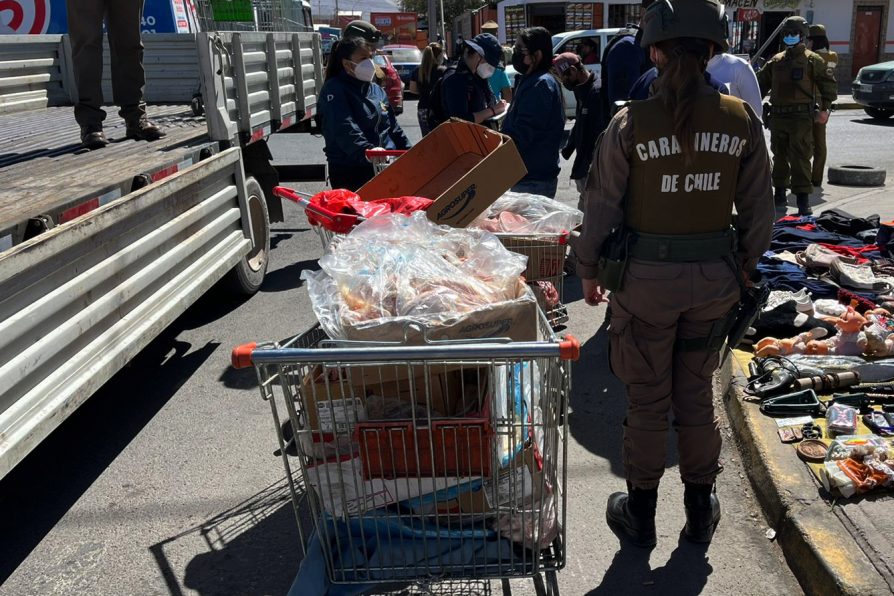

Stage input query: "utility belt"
[
  {"left": 770, "top": 103, "right": 813, "bottom": 116},
  {"left": 596, "top": 227, "right": 736, "bottom": 291}
]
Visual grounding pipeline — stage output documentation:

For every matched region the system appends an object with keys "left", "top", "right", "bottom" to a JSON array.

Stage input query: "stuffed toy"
[{"left": 804, "top": 306, "right": 869, "bottom": 356}]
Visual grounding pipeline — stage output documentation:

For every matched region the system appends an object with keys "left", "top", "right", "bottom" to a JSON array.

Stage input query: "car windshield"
[
  {"left": 387, "top": 48, "right": 422, "bottom": 63},
  {"left": 373, "top": 55, "right": 388, "bottom": 66},
  {"left": 552, "top": 35, "right": 562, "bottom": 47}
]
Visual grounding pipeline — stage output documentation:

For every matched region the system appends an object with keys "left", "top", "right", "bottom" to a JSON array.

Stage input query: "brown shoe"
[
  {"left": 126, "top": 117, "right": 165, "bottom": 141},
  {"left": 81, "top": 128, "right": 108, "bottom": 149}
]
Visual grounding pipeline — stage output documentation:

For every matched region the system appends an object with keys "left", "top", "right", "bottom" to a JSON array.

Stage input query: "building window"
[{"left": 608, "top": 5, "right": 643, "bottom": 28}]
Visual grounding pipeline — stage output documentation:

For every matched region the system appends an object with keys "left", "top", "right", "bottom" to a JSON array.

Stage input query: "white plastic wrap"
[
  {"left": 301, "top": 213, "right": 531, "bottom": 340},
  {"left": 470, "top": 192, "right": 583, "bottom": 234}
]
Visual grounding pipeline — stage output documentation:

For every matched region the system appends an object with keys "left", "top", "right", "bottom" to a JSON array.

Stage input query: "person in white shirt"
[{"left": 706, "top": 52, "right": 763, "bottom": 121}]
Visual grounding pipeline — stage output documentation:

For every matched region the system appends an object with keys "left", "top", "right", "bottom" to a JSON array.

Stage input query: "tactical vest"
[
  {"left": 625, "top": 93, "right": 751, "bottom": 236},
  {"left": 769, "top": 46, "right": 816, "bottom": 107}
]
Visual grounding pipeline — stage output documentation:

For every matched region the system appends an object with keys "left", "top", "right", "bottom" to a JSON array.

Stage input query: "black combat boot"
[
  {"left": 682, "top": 482, "right": 721, "bottom": 544},
  {"left": 796, "top": 193, "right": 813, "bottom": 216},
  {"left": 773, "top": 187, "right": 787, "bottom": 208},
  {"left": 606, "top": 482, "right": 658, "bottom": 548}
]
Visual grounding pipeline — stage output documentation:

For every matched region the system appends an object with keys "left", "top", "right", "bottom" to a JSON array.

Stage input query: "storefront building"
[
  {"left": 726, "top": 0, "right": 893, "bottom": 84},
  {"left": 492, "top": 0, "right": 893, "bottom": 84}
]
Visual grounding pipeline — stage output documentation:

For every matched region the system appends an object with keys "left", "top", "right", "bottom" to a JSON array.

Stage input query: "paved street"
[{"left": 2, "top": 102, "right": 890, "bottom": 596}]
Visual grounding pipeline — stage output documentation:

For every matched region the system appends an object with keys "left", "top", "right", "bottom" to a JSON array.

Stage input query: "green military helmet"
[
  {"left": 809, "top": 24, "right": 827, "bottom": 38},
  {"left": 781, "top": 16, "right": 809, "bottom": 38},
  {"left": 640, "top": 0, "right": 730, "bottom": 53}
]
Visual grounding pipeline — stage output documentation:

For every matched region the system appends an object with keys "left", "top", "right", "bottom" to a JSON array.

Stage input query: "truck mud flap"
[{"left": 0, "top": 148, "right": 252, "bottom": 478}]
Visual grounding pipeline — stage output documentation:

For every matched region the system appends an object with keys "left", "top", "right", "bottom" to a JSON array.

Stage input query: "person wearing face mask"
[
  {"left": 501, "top": 27, "right": 565, "bottom": 198},
  {"left": 437, "top": 34, "right": 507, "bottom": 127},
  {"left": 318, "top": 25, "right": 412, "bottom": 192},
  {"left": 757, "top": 16, "right": 837, "bottom": 215},
  {"left": 554, "top": 53, "right": 604, "bottom": 200}
]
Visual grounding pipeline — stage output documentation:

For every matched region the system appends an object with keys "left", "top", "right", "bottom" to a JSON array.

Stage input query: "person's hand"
[
  {"left": 366, "top": 147, "right": 385, "bottom": 162},
  {"left": 493, "top": 100, "right": 508, "bottom": 115},
  {"left": 582, "top": 278, "right": 609, "bottom": 306},
  {"left": 815, "top": 109, "right": 830, "bottom": 124}
]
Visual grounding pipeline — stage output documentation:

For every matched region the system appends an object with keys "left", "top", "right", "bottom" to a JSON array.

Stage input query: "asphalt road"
[{"left": 8, "top": 100, "right": 890, "bottom": 596}]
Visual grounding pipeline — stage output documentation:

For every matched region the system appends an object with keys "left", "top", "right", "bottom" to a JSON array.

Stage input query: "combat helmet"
[
  {"left": 781, "top": 16, "right": 809, "bottom": 39},
  {"left": 809, "top": 24, "right": 827, "bottom": 38},
  {"left": 640, "top": 0, "right": 730, "bottom": 52}
]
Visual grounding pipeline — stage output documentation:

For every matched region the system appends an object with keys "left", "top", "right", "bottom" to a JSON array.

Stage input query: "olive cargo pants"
[
  {"left": 770, "top": 115, "right": 814, "bottom": 195},
  {"left": 609, "top": 259, "right": 740, "bottom": 489},
  {"left": 67, "top": 0, "right": 147, "bottom": 128},
  {"left": 812, "top": 120, "right": 827, "bottom": 187}
]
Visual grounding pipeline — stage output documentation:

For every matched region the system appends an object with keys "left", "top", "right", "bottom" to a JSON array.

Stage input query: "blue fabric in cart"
[{"left": 288, "top": 511, "right": 516, "bottom": 596}]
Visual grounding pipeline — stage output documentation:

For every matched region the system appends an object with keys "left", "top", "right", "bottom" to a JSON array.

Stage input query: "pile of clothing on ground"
[{"left": 741, "top": 209, "right": 894, "bottom": 500}]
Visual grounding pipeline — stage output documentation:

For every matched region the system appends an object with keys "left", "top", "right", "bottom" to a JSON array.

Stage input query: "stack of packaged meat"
[{"left": 470, "top": 192, "right": 583, "bottom": 235}]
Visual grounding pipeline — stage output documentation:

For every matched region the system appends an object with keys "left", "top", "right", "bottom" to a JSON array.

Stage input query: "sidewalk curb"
[
  {"left": 720, "top": 358, "right": 891, "bottom": 596},
  {"left": 833, "top": 102, "right": 863, "bottom": 110}
]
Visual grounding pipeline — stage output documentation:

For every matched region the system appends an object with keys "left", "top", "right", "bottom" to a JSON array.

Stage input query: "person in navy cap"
[{"left": 440, "top": 33, "right": 508, "bottom": 124}]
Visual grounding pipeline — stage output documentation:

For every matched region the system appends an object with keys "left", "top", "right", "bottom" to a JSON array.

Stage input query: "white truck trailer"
[{"left": 0, "top": 30, "right": 324, "bottom": 478}]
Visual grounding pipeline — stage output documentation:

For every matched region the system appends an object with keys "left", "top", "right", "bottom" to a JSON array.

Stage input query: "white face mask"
[
  {"left": 476, "top": 60, "right": 496, "bottom": 79},
  {"left": 350, "top": 58, "right": 376, "bottom": 82}
]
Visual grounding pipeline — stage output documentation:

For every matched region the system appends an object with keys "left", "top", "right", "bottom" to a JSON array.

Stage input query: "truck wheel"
[
  {"left": 226, "top": 176, "right": 270, "bottom": 295},
  {"left": 864, "top": 107, "right": 893, "bottom": 120},
  {"left": 827, "top": 164, "right": 887, "bottom": 187}
]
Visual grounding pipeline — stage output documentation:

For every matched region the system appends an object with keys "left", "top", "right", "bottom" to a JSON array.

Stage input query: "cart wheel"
[
  {"left": 546, "top": 570, "right": 560, "bottom": 596},
  {"left": 501, "top": 578, "right": 512, "bottom": 596},
  {"left": 533, "top": 573, "right": 547, "bottom": 596}
]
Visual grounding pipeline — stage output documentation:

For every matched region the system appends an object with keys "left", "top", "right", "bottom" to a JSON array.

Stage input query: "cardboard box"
[
  {"left": 341, "top": 281, "right": 539, "bottom": 345},
  {"left": 357, "top": 120, "right": 527, "bottom": 227},
  {"left": 302, "top": 367, "right": 457, "bottom": 435}
]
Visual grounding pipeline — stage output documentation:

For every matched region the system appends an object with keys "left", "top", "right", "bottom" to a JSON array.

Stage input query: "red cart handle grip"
[
  {"left": 273, "top": 186, "right": 362, "bottom": 230},
  {"left": 232, "top": 342, "right": 257, "bottom": 369},
  {"left": 559, "top": 335, "right": 581, "bottom": 361},
  {"left": 364, "top": 149, "right": 408, "bottom": 158}
]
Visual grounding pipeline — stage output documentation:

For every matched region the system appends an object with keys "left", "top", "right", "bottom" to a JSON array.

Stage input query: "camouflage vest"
[{"left": 625, "top": 93, "right": 751, "bottom": 235}]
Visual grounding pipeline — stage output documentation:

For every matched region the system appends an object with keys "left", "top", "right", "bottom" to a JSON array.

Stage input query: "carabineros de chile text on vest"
[{"left": 635, "top": 131, "right": 748, "bottom": 194}]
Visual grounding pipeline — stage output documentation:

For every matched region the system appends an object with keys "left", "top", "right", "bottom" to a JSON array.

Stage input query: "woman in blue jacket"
[
  {"left": 501, "top": 27, "right": 565, "bottom": 198},
  {"left": 319, "top": 36, "right": 412, "bottom": 191}
]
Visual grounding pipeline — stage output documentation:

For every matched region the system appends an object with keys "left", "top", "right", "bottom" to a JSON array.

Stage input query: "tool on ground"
[
  {"left": 746, "top": 356, "right": 825, "bottom": 398},
  {"left": 792, "top": 372, "right": 861, "bottom": 393},
  {"left": 760, "top": 389, "right": 824, "bottom": 416}
]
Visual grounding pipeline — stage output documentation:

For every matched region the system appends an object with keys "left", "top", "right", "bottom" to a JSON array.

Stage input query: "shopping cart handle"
[
  {"left": 273, "top": 186, "right": 363, "bottom": 229},
  {"left": 559, "top": 335, "right": 581, "bottom": 361},
  {"left": 232, "top": 342, "right": 258, "bottom": 369},
  {"left": 364, "top": 149, "right": 407, "bottom": 158}
]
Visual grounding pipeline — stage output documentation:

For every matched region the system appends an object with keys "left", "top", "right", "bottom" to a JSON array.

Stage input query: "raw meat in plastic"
[
  {"left": 470, "top": 192, "right": 583, "bottom": 234},
  {"left": 301, "top": 213, "right": 531, "bottom": 340}
]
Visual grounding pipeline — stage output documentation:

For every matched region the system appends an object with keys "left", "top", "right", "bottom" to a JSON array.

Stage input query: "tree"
[{"left": 400, "top": 0, "right": 485, "bottom": 34}]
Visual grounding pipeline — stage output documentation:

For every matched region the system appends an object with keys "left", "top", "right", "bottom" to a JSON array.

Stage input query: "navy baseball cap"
[{"left": 465, "top": 33, "right": 503, "bottom": 68}]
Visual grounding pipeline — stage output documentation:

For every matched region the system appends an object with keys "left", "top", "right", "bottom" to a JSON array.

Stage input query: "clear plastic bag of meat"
[
  {"left": 301, "top": 212, "right": 531, "bottom": 340},
  {"left": 469, "top": 192, "right": 583, "bottom": 234}
]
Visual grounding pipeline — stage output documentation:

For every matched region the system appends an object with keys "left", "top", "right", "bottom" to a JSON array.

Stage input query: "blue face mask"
[{"left": 783, "top": 34, "right": 801, "bottom": 47}]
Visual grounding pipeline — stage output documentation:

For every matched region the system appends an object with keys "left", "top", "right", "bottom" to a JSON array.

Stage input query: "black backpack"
[{"left": 427, "top": 66, "right": 476, "bottom": 129}]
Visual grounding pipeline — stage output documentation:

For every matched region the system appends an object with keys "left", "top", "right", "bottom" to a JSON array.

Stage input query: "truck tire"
[
  {"left": 827, "top": 164, "right": 887, "bottom": 187},
  {"left": 226, "top": 176, "right": 270, "bottom": 295},
  {"left": 865, "top": 107, "right": 893, "bottom": 120}
]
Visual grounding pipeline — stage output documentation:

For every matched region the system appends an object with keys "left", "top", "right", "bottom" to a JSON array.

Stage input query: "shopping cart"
[
  {"left": 273, "top": 149, "right": 409, "bottom": 250},
  {"left": 496, "top": 233, "right": 571, "bottom": 329},
  {"left": 232, "top": 309, "right": 578, "bottom": 595}
]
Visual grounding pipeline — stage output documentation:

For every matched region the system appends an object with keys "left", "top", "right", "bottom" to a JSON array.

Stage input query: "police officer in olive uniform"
[
  {"left": 575, "top": 0, "right": 773, "bottom": 548},
  {"left": 757, "top": 16, "right": 837, "bottom": 215},
  {"left": 807, "top": 24, "right": 839, "bottom": 187}
]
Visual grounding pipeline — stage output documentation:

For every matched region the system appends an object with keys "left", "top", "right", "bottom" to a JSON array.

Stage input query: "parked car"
[
  {"left": 505, "top": 28, "right": 620, "bottom": 118},
  {"left": 852, "top": 60, "right": 894, "bottom": 120},
  {"left": 374, "top": 53, "right": 404, "bottom": 115},
  {"left": 382, "top": 44, "right": 423, "bottom": 85}
]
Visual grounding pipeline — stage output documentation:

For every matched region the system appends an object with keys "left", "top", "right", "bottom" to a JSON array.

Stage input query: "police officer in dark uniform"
[
  {"left": 575, "top": 0, "right": 774, "bottom": 548},
  {"left": 67, "top": 0, "right": 164, "bottom": 149},
  {"left": 757, "top": 16, "right": 837, "bottom": 215},
  {"left": 807, "top": 24, "right": 839, "bottom": 187},
  {"left": 318, "top": 21, "right": 411, "bottom": 191}
]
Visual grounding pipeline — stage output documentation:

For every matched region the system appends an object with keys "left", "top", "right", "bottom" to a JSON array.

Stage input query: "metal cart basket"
[
  {"left": 232, "top": 310, "right": 578, "bottom": 595},
  {"left": 496, "top": 233, "right": 571, "bottom": 329}
]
